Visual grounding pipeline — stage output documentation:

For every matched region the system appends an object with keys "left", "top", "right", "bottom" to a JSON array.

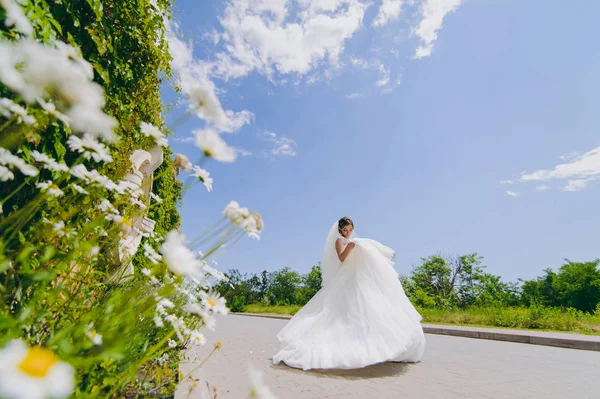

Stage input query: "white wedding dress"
[{"left": 272, "top": 222, "right": 426, "bottom": 370}]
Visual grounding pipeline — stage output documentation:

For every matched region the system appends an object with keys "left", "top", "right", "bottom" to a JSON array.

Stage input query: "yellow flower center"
[
  {"left": 215, "top": 341, "right": 222, "bottom": 348},
  {"left": 203, "top": 149, "right": 213, "bottom": 158},
  {"left": 18, "top": 347, "right": 58, "bottom": 378},
  {"left": 208, "top": 299, "right": 217, "bottom": 307},
  {"left": 50, "top": 184, "right": 60, "bottom": 191},
  {"left": 122, "top": 218, "right": 132, "bottom": 227}
]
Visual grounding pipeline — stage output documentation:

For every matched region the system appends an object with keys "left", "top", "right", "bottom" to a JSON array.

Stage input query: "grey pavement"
[
  {"left": 176, "top": 314, "right": 600, "bottom": 399},
  {"left": 236, "top": 313, "right": 600, "bottom": 352}
]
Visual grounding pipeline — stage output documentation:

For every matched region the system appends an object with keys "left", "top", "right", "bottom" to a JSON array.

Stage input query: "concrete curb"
[{"left": 233, "top": 313, "right": 600, "bottom": 352}]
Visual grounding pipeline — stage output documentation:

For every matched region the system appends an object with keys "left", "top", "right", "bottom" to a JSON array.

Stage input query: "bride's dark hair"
[{"left": 338, "top": 217, "right": 354, "bottom": 234}]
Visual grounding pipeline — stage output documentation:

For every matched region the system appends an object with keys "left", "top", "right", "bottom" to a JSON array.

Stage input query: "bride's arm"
[{"left": 335, "top": 238, "right": 355, "bottom": 262}]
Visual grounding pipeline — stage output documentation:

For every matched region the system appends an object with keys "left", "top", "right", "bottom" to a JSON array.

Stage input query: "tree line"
[{"left": 215, "top": 254, "right": 600, "bottom": 314}]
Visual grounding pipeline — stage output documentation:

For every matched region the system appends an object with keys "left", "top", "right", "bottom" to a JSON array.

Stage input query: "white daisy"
[
  {"left": 159, "top": 230, "right": 204, "bottom": 277},
  {"left": 0, "top": 148, "right": 39, "bottom": 177},
  {"left": 84, "top": 169, "right": 116, "bottom": 191},
  {"left": 153, "top": 314, "right": 164, "bottom": 328},
  {"left": 37, "top": 181, "right": 64, "bottom": 197},
  {"left": 143, "top": 243, "right": 162, "bottom": 265},
  {"left": 37, "top": 99, "right": 71, "bottom": 125},
  {"left": 31, "top": 151, "right": 69, "bottom": 172},
  {"left": 54, "top": 41, "right": 94, "bottom": 81},
  {"left": 158, "top": 299, "right": 175, "bottom": 309},
  {"left": 193, "top": 128, "right": 236, "bottom": 163},
  {"left": 0, "top": 0, "right": 33, "bottom": 36},
  {"left": 223, "top": 200, "right": 249, "bottom": 221},
  {"left": 188, "top": 85, "right": 227, "bottom": 125},
  {"left": 185, "top": 303, "right": 217, "bottom": 331},
  {"left": 53, "top": 221, "right": 76, "bottom": 238},
  {"left": 222, "top": 202, "right": 263, "bottom": 239},
  {"left": 200, "top": 291, "right": 229, "bottom": 316},
  {"left": 86, "top": 324, "right": 103, "bottom": 346},
  {"left": 0, "top": 98, "right": 35, "bottom": 125},
  {"left": 114, "top": 179, "right": 143, "bottom": 198},
  {"left": 0, "top": 165, "right": 14, "bottom": 181},
  {"left": 248, "top": 367, "right": 276, "bottom": 399},
  {"left": 67, "top": 134, "right": 113, "bottom": 163},
  {"left": 69, "top": 164, "right": 88, "bottom": 180},
  {"left": 71, "top": 183, "right": 88, "bottom": 195},
  {"left": 191, "top": 166, "right": 213, "bottom": 192},
  {"left": 98, "top": 199, "right": 119, "bottom": 216},
  {"left": 0, "top": 42, "right": 28, "bottom": 98},
  {"left": 0, "top": 339, "right": 75, "bottom": 399},
  {"left": 140, "top": 122, "right": 168, "bottom": 147},
  {"left": 141, "top": 268, "right": 151, "bottom": 276},
  {"left": 189, "top": 331, "right": 207, "bottom": 346},
  {"left": 173, "top": 153, "right": 192, "bottom": 171},
  {"left": 202, "top": 263, "right": 228, "bottom": 282},
  {"left": 167, "top": 339, "right": 177, "bottom": 348},
  {"left": 242, "top": 212, "right": 263, "bottom": 240},
  {"left": 16, "top": 40, "right": 118, "bottom": 140}
]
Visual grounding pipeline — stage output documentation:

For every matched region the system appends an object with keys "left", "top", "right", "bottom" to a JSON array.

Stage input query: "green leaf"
[
  {"left": 53, "top": 129, "right": 66, "bottom": 159},
  {"left": 85, "top": 0, "right": 103, "bottom": 20},
  {"left": 40, "top": 246, "right": 56, "bottom": 263},
  {"left": 32, "top": 271, "right": 56, "bottom": 281}
]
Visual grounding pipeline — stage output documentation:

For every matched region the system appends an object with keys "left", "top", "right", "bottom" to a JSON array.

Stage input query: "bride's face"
[{"left": 340, "top": 225, "right": 353, "bottom": 238}]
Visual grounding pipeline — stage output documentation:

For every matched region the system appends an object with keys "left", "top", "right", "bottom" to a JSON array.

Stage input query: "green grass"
[
  {"left": 244, "top": 303, "right": 303, "bottom": 316},
  {"left": 240, "top": 304, "right": 600, "bottom": 335}
]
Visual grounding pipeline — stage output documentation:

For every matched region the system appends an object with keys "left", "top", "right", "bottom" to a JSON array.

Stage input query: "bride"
[{"left": 272, "top": 217, "right": 426, "bottom": 370}]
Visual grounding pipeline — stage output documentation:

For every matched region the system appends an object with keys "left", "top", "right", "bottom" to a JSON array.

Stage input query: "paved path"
[{"left": 177, "top": 315, "right": 600, "bottom": 399}]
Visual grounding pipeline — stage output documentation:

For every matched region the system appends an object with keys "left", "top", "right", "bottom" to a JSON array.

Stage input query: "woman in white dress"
[{"left": 272, "top": 217, "right": 426, "bottom": 370}]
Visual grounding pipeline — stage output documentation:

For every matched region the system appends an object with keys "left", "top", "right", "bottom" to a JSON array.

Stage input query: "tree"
[
  {"left": 295, "top": 264, "right": 322, "bottom": 305},
  {"left": 554, "top": 260, "right": 600, "bottom": 313},
  {"left": 407, "top": 253, "right": 517, "bottom": 308},
  {"left": 269, "top": 267, "right": 302, "bottom": 305},
  {"left": 519, "top": 260, "right": 600, "bottom": 312},
  {"left": 259, "top": 270, "right": 271, "bottom": 301},
  {"left": 519, "top": 268, "right": 558, "bottom": 307},
  {"left": 305, "top": 263, "right": 322, "bottom": 293}
]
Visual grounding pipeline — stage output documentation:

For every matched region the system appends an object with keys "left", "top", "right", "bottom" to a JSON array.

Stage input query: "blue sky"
[{"left": 163, "top": 0, "right": 600, "bottom": 283}]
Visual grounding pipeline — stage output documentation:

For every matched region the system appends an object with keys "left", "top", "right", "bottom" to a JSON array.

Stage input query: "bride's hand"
[{"left": 347, "top": 242, "right": 356, "bottom": 250}]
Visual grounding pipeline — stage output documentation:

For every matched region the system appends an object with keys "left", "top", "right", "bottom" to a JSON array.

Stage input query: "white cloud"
[
  {"left": 236, "top": 148, "right": 253, "bottom": 157},
  {"left": 346, "top": 92, "right": 364, "bottom": 99},
  {"left": 165, "top": 19, "right": 253, "bottom": 133},
  {"left": 373, "top": 0, "right": 404, "bottom": 27},
  {"left": 173, "top": 136, "right": 195, "bottom": 143},
  {"left": 260, "top": 131, "right": 297, "bottom": 158},
  {"left": 557, "top": 151, "right": 582, "bottom": 162},
  {"left": 563, "top": 179, "right": 589, "bottom": 192},
  {"left": 413, "top": 0, "right": 462, "bottom": 59},
  {"left": 503, "top": 145, "right": 600, "bottom": 194},
  {"left": 520, "top": 146, "right": 600, "bottom": 183},
  {"left": 207, "top": 0, "right": 370, "bottom": 81},
  {"left": 349, "top": 57, "right": 392, "bottom": 89},
  {"left": 375, "top": 63, "right": 391, "bottom": 86},
  {"left": 506, "top": 191, "right": 520, "bottom": 198},
  {"left": 219, "top": 110, "right": 255, "bottom": 133}
]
